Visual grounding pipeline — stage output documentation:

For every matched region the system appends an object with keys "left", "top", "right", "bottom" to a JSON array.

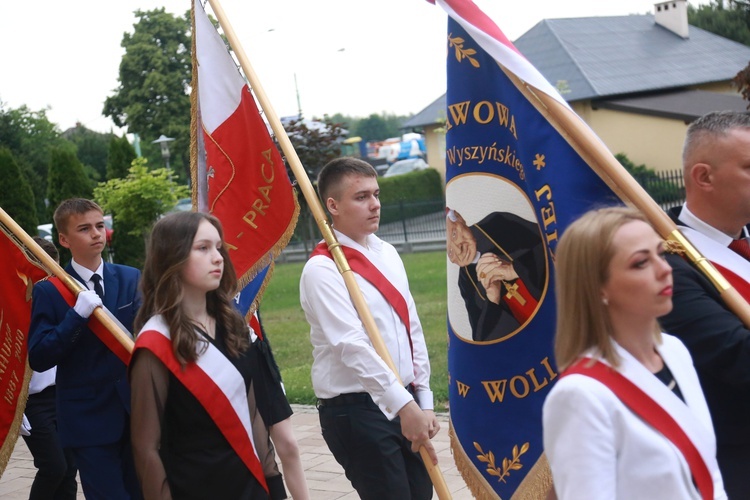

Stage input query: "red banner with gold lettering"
[{"left": 0, "top": 227, "right": 49, "bottom": 475}]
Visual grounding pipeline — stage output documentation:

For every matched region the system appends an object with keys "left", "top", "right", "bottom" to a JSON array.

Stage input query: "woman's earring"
[{"left": 602, "top": 297, "right": 609, "bottom": 306}]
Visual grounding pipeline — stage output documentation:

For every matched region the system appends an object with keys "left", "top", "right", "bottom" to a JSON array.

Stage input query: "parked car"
[
  {"left": 172, "top": 198, "right": 192, "bottom": 212},
  {"left": 383, "top": 158, "right": 428, "bottom": 178},
  {"left": 37, "top": 223, "right": 53, "bottom": 242}
]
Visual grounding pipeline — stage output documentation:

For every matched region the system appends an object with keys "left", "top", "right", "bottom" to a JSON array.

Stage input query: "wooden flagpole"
[
  {"left": 0, "top": 208, "right": 134, "bottom": 353},
  {"left": 502, "top": 68, "right": 750, "bottom": 328},
  {"left": 204, "top": 1, "right": 451, "bottom": 497}
]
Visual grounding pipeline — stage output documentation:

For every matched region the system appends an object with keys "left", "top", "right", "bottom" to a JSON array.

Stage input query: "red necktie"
[{"left": 729, "top": 238, "right": 750, "bottom": 261}]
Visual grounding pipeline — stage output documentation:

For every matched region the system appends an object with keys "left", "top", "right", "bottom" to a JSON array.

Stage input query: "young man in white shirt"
[{"left": 300, "top": 157, "right": 438, "bottom": 499}]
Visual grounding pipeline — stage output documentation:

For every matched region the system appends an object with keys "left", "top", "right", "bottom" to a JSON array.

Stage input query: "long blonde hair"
[{"left": 554, "top": 206, "right": 661, "bottom": 370}]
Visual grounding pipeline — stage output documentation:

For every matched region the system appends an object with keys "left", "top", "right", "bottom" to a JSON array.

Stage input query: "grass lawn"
[{"left": 260, "top": 250, "right": 449, "bottom": 411}]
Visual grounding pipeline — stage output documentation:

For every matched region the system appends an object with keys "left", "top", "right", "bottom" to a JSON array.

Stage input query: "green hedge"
[
  {"left": 379, "top": 168, "right": 444, "bottom": 225},
  {"left": 378, "top": 168, "right": 443, "bottom": 204}
]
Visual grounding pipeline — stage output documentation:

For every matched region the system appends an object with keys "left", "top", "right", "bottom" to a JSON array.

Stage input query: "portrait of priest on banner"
[{"left": 446, "top": 178, "right": 547, "bottom": 343}]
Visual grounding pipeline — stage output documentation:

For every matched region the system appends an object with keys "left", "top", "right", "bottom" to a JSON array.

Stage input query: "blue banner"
[{"left": 445, "top": 16, "right": 622, "bottom": 497}]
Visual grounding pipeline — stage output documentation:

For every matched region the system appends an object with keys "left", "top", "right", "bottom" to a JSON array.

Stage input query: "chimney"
[{"left": 654, "top": 0, "right": 689, "bottom": 38}]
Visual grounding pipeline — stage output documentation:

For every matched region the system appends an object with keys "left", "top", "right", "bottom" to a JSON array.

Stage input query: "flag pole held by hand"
[
  {"left": 0, "top": 207, "right": 134, "bottom": 354},
  {"left": 204, "top": 0, "right": 452, "bottom": 497}
]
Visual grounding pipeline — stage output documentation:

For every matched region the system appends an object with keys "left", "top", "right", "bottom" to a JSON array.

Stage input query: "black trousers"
[
  {"left": 22, "top": 386, "right": 78, "bottom": 500},
  {"left": 319, "top": 393, "right": 432, "bottom": 500}
]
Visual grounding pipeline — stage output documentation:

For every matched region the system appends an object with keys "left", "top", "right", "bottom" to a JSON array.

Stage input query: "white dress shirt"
[
  {"left": 300, "top": 230, "right": 433, "bottom": 420},
  {"left": 71, "top": 258, "right": 105, "bottom": 296}
]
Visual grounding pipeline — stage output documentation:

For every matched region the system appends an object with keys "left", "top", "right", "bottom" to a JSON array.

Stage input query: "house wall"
[
  {"left": 692, "top": 81, "right": 736, "bottom": 94},
  {"left": 424, "top": 124, "right": 447, "bottom": 182},
  {"left": 576, "top": 104, "right": 687, "bottom": 172},
  {"left": 420, "top": 82, "right": 740, "bottom": 180}
]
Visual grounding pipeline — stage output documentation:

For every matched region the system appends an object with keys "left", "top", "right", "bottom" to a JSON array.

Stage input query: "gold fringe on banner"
[
  {"left": 0, "top": 362, "right": 31, "bottom": 478},
  {"left": 449, "top": 417, "right": 554, "bottom": 499},
  {"left": 449, "top": 419, "right": 501, "bottom": 499}
]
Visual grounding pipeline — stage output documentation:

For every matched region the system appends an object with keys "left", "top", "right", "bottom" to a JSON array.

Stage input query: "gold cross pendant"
[{"left": 503, "top": 281, "right": 526, "bottom": 306}]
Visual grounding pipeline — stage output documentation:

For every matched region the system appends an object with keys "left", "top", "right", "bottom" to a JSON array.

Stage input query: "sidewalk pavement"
[{"left": 0, "top": 405, "right": 472, "bottom": 499}]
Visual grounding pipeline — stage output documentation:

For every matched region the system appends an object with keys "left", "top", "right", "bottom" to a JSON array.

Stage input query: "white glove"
[
  {"left": 74, "top": 290, "right": 102, "bottom": 318},
  {"left": 20, "top": 414, "right": 31, "bottom": 436}
]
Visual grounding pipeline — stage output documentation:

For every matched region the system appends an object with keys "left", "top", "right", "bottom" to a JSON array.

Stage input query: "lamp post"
[{"left": 152, "top": 134, "right": 176, "bottom": 181}]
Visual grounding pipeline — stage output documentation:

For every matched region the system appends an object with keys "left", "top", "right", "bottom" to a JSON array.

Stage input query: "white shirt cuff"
[{"left": 378, "top": 383, "right": 414, "bottom": 420}]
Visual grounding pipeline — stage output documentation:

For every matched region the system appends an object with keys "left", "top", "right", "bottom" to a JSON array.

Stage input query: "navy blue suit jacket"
[
  {"left": 28, "top": 262, "right": 141, "bottom": 448},
  {"left": 659, "top": 206, "right": 750, "bottom": 498}
]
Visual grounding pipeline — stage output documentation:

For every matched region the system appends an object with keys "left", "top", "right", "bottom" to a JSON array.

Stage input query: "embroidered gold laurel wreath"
[
  {"left": 474, "top": 441, "right": 530, "bottom": 483},
  {"left": 448, "top": 34, "right": 480, "bottom": 68}
]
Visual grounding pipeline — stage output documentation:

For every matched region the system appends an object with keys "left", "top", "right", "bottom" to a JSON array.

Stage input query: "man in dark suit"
[
  {"left": 447, "top": 209, "right": 546, "bottom": 341},
  {"left": 29, "top": 198, "right": 142, "bottom": 500},
  {"left": 659, "top": 111, "right": 750, "bottom": 499}
]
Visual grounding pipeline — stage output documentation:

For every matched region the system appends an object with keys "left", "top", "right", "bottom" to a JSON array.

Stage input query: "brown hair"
[
  {"left": 554, "top": 206, "right": 661, "bottom": 370},
  {"left": 53, "top": 198, "right": 103, "bottom": 235},
  {"left": 32, "top": 235, "right": 59, "bottom": 263},
  {"left": 317, "top": 157, "right": 378, "bottom": 203},
  {"left": 135, "top": 211, "right": 248, "bottom": 365}
]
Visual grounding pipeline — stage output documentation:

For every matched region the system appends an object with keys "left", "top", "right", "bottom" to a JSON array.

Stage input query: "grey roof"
[
  {"left": 594, "top": 89, "right": 749, "bottom": 122},
  {"left": 402, "top": 94, "right": 446, "bottom": 128},
  {"left": 513, "top": 14, "right": 750, "bottom": 101}
]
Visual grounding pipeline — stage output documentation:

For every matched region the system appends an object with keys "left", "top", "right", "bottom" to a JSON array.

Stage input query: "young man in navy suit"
[{"left": 29, "top": 198, "right": 142, "bottom": 499}]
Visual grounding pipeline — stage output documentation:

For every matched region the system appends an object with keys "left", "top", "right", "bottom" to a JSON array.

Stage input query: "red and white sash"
[
  {"left": 680, "top": 226, "right": 750, "bottom": 302},
  {"left": 563, "top": 358, "right": 713, "bottom": 500},
  {"left": 311, "top": 241, "right": 414, "bottom": 359},
  {"left": 561, "top": 337, "right": 720, "bottom": 500},
  {"left": 133, "top": 316, "right": 268, "bottom": 493},
  {"left": 48, "top": 277, "right": 131, "bottom": 365}
]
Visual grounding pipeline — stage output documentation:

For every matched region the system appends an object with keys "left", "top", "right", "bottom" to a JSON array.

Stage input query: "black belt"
[
  {"left": 317, "top": 385, "right": 416, "bottom": 408},
  {"left": 317, "top": 392, "right": 371, "bottom": 408}
]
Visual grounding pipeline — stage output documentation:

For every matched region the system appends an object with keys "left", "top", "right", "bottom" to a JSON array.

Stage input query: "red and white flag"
[{"left": 192, "top": 0, "right": 298, "bottom": 313}]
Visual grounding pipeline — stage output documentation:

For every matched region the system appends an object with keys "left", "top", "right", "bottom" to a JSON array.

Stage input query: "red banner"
[{"left": 0, "top": 230, "right": 49, "bottom": 473}]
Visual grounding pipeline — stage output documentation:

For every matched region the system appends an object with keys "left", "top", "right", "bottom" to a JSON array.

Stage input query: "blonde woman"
[{"left": 543, "top": 207, "right": 726, "bottom": 499}]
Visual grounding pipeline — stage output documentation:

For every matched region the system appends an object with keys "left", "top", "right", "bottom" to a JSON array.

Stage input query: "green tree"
[
  {"left": 328, "top": 113, "right": 357, "bottom": 132},
  {"left": 689, "top": 1, "right": 750, "bottom": 103},
  {"left": 0, "top": 147, "right": 38, "bottom": 233},
  {"left": 355, "top": 114, "right": 389, "bottom": 141},
  {"left": 354, "top": 112, "right": 412, "bottom": 142},
  {"left": 0, "top": 102, "right": 67, "bottom": 221},
  {"left": 278, "top": 117, "right": 345, "bottom": 251},
  {"left": 103, "top": 8, "right": 191, "bottom": 181},
  {"left": 282, "top": 116, "right": 346, "bottom": 180},
  {"left": 94, "top": 158, "right": 188, "bottom": 267},
  {"left": 688, "top": 0, "right": 750, "bottom": 45},
  {"left": 62, "top": 123, "right": 114, "bottom": 182},
  {"left": 107, "top": 135, "right": 137, "bottom": 180}
]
